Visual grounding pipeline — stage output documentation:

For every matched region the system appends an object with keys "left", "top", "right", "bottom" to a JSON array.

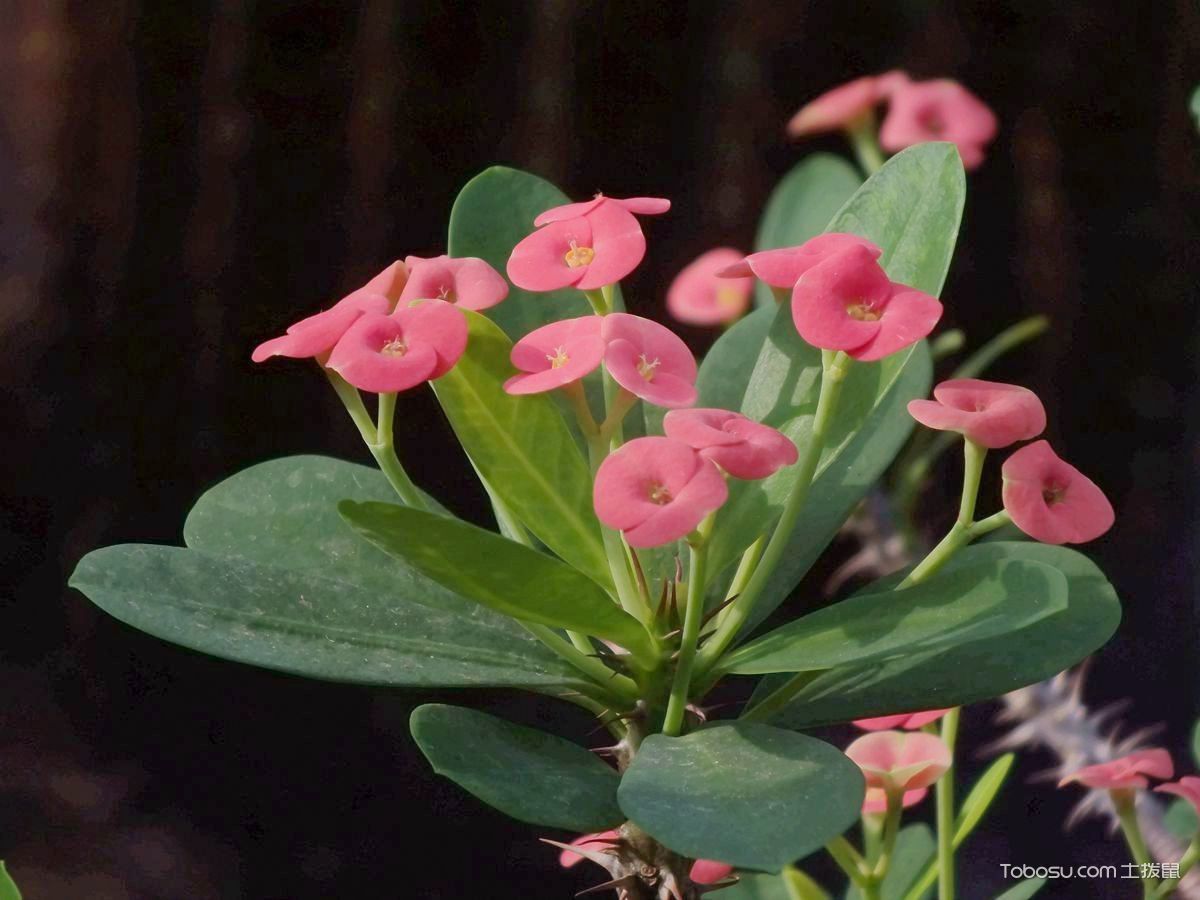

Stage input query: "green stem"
[
  {"left": 662, "top": 519, "right": 712, "bottom": 736},
  {"left": 826, "top": 836, "right": 870, "bottom": 890},
  {"left": 694, "top": 352, "right": 851, "bottom": 677},
  {"left": 583, "top": 288, "right": 610, "bottom": 316},
  {"left": 847, "top": 115, "right": 886, "bottom": 175},
  {"left": 1114, "top": 791, "right": 1157, "bottom": 898},
  {"left": 863, "top": 813, "right": 884, "bottom": 867},
  {"left": 523, "top": 622, "right": 640, "bottom": 705},
  {"left": 1155, "top": 835, "right": 1200, "bottom": 897},
  {"left": 781, "top": 865, "right": 832, "bottom": 900},
  {"left": 936, "top": 708, "right": 961, "bottom": 900},
  {"left": 949, "top": 314, "right": 1050, "bottom": 381},
  {"left": 871, "top": 788, "right": 904, "bottom": 881},
  {"left": 739, "top": 670, "right": 823, "bottom": 723}
]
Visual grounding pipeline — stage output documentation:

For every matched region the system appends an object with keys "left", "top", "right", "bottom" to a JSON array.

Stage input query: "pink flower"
[
  {"left": 251, "top": 261, "right": 408, "bottom": 363},
  {"left": 1155, "top": 777, "right": 1200, "bottom": 814},
  {"left": 786, "top": 75, "right": 887, "bottom": 138},
  {"left": 907, "top": 379, "right": 1047, "bottom": 449},
  {"left": 326, "top": 300, "right": 467, "bottom": 393},
  {"left": 663, "top": 408, "right": 797, "bottom": 480},
  {"left": 507, "top": 195, "right": 669, "bottom": 293},
  {"left": 845, "top": 731, "right": 952, "bottom": 794},
  {"left": 1001, "top": 441, "right": 1115, "bottom": 545},
  {"left": 853, "top": 709, "right": 952, "bottom": 732},
  {"left": 716, "top": 233, "right": 882, "bottom": 289},
  {"left": 1059, "top": 749, "right": 1173, "bottom": 791},
  {"left": 503, "top": 316, "right": 606, "bottom": 396},
  {"left": 862, "top": 787, "right": 928, "bottom": 816},
  {"left": 666, "top": 248, "right": 753, "bottom": 326},
  {"left": 601, "top": 313, "right": 698, "bottom": 409},
  {"left": 791, "top": 243, "right": 943, "bottom": 362},
  {"left": 593, "top": 437, "right": 728, "bottom": 548},
  {"left": 399, "top": 255, "right": 508, "bottom": 311},
  {"left": 557, "top": 832, "right": 732, "bottom": 885},
  {"left": 880, "top": 79, "right": 998, "bottom": 171}
]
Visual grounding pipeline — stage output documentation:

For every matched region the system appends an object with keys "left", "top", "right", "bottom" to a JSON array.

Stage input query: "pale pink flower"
[
  {"left": 1155, "top": 776, "right": 1200, "bottom": 815},
  {"left": 791, "top": 243, "right": 943, "bottom": 362},
  {"left": 880, "top": 79, "right": 998, "bottom": 171},
  {"left": 507, "top": 195, "right": 669, "bottom": 293},
  {"left": 558, "top": 831, "right": 731, "bottom": 885},
  {"left": 251, "top": 261, "right": 408, "bottom": 363},
  {"left": 601, "top": 313, "right": 698, "bottom": 409},
  {"left": 326, "top": 300, "right": 467, "bottom": 393},
  {"left": 1059, "top": 749, "right": 1173, "bottom": 791},
  {"left": 399, "top": 255, "right": 508, "bottom": 311},
  {"left": 853, "top": 709, "right": 952, "bottom": 732},
  {"left": 845, "top": 731, "right": 952, "bottom": 794},
  {"left": 715, "top": 233, "right": 882, "bottom": 289},
  {"left": 503, "top": 316, "right": 606, "bottom": 396},
  {"left": 666, "top": 248, "right": 753, "bottom": 326},
  {"left": 862, "top": 787, "right": 928, "bottom": 816},
  {"left": 1002, "top": 441, "right": 1115, "bottom": 545},
  {"left": 593, "top": 437, "right": 728, "bottom": 548},
  {"left": 663, "top": 408, "right": 797, "bottom": 480},
  {"left": 908, "top": 379, "right": 1047, "bottom": 449},
  {"left": 786, "top": 75, "right": 887, "bottom": 138}
]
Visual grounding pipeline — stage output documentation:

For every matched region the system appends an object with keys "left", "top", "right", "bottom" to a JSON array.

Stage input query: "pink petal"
[
  {"left": 361, "top": 260, "right": 409, "bottom": 303},
  {"left": 602, "top": 315, "right": 698, "bottom": 408},
  {"left": 853, "top": 714, "right": 912, "bottom": 732},
  {"left": 251, "top": 292, "right": 390, "bottom": 362},
  {"left": 1002, "top": 441, "right": 1115, "bottom": 545},
  {"left": 902, "top": 709, "right": 953, "bottom": 729},
  {"left": 613, "top": 196, "right": 671, "bottom": 216},
  {"left": 666, "top": 409, "right": 797, "bottom": 480},
  {"left": 326, "top": 312, "right": 440, "bottom": 393},
  {"left": 593, "top": 437, "right": 705, "bottom": 532},
  {"left": 880, "top": 79, "right": 998, "bottom": 172},
  {"left": 623, "top": 457, "right": 728, "bottom": 547},
  {"left": 862, "top": 787, "right": 927, "bottom": 816},
  {"left": 505, "top": 317, "right": 606, "bottom": 395},
  {"left": 558, "top": 830, "right": 621, "bottom": 868},
  {"left": 909, "top": 379, "right": 1046, "bottom": 448},
  {"left": 849, "top": 288, "right": 943, "bottom": 362},
  {"left": 575, "top": 202, "right": 646, "bottom": 290},
  {"left": 845, "top": 731, "right": 952, "bottom": 793},
  {"left": 507, "top": 217, "right": 592, "bottom": 293},
  {"left": 742, "top": 234, "right": 884, "bottom": 289},
  {"left": 1060, "top": 748, "right": 1173, "bottom": 790},
  {"left": 394, "top": 299, "right": 468, "bottom": 379},
  {"left": 662, "top": 408, "right": 746, "bottom": 449},
  {"left": 689, "top": 860, "right": 734, "bottom": 885},
  {"left": 399, "top": 255, "right": 509, "bottom": 311},
  {"left": 666, "top": 247, "right": 752, "bottom": 326},
  {"left": 786, "top": 76, "right": 884, "bottom": 138},
  {"left": 1155, "top": 777, "right": 1200, "bottom": 814},
  {"left": 534, "top": 197, "right": 606, "bottom": 226},
  {"left": 791, "top": 244, "right": 892, "bottom": 352}
]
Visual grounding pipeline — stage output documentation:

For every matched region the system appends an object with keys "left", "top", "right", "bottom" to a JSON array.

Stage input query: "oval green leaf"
[
  {"left": 618, "top": 723, "right": 863, "bottom": 872},
  {"left": 339, "top": 500, "right": 653, "bottom": 660},
  {"left": 724, "top": 559, "right": 1067, "bottom": 675},
  {"left": 432, "top": 311, "right": 611, "bottom": 589},
  {"left": 410, "top": 704, "right": 624, "bottom": 832}
]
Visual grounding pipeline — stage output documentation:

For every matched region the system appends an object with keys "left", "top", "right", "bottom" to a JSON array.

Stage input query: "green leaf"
[
  {"left": 955, "top": 753, "right": 1015, "bottom": 844},
  {"left": 447, "top": 166, "right": 591, "bottom": 340},
  {"left": 696, "top": 305, "right": 777, "bottom": 411},
  {"left": 759, "top": 543, "right": 1121, "bottom": 727},
  {"left": 846, "top": 825, "right": 935, "bottom": 900},
  {"left": 1191, "top": 85, "right": 1200, "bottom": 132},
  {"left": 725, "top": 560, "right": 1067, "bottom": 675},
  {"left": 409, "top": 704, "right": 623, "bottom": 832},
  {"left": 0, "top": 863, "right": 21, "bottom": 900},
  {"left": 75, "top": 455, "right": 584, "bottom": 689},
  {"left": 753, "top": 154, "right": 863, "bottom": 308},
  {"left": 432, "top": 311, "right": 611, "bottom": 589},
  {"left": 1164, "top": 797, "right": 1199, "bottom": 841},
  {"left": 70, "top": 544, "right": 587, "bottom": 690},
  {"left": 1191, "top": 719, "right": 1200, "bottom": 768},
  {"left": 339, "top": 501, "right": 653, "bottom": 660},
  {"left": 994, "top": 877, "right": 1046, "bottom": 900},
  {"left": 618, "top": 723, "right": 863, "bottom": 872}
]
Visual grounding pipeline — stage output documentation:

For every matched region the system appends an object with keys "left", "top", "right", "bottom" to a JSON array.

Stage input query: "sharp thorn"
[
  {"left": 540, "top": 838, "right": 619, "bottom": 870},
  {"left": 578, "top": 875, "right": 637, "bottom": 896},
  {"left": 699, "top": 594, "right": 740, "bottom": 627}
]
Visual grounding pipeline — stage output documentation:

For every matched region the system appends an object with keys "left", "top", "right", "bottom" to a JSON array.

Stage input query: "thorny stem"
[
  {"left": 936, "top": 707, "right": 961, "bottom": 900},
  {"left": 694, "top": 351, "right": 851, "bottom": 678},
  {"left": 661, "top": 516, "right": 713, "bottom": 736}
]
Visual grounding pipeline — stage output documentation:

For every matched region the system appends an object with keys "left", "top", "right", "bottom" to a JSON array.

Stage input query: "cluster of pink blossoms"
[
  {"left": 251, "top": 255, "right": 508, "bottom": 393},
  {"left": 787, "top": 70, "right": 997, "bottom": 170},
  {"left": 908, "top": 379, "right": 1114, "bottom": 544}
]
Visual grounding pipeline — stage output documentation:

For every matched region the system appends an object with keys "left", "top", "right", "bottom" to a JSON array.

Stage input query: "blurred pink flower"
[
  {"left": 508, "top": 195, "right": 669, "bottom": 292},
  {"left": 845, "top": 730, "right": 952, "bottom": 794},
  {"left": 326, "top": 300, "right": 467, "bottom": 393},
  {"left": 400, "top": 255, "right": 508, "bottom": 310},
  {"left": 862, "top": 786, "right": 928, "bottom": 816},
  {"left": 663, "top": 408, "right": 797, "bottom": 480},
  {"left": 786, "top": 74, "right": 896, "bottom": 138},
  {"left": 1155, "top": 776, "right": 1200, "bottom": 814},
  {"left": 908, "top": 379, "right": 1046, "bottom": 448},
  {"left": 880, "top": 79, "right": 998, "bottom": 170},
  {"left": 557, "top": 831, "right": 732, "bottom": 885},
  {"left": 666, "top": 248, "right": 753, "bottom": 326},
  {"left": 1002, "top": 441, "right": 1115, "bottom": 545},
  {"left": 854, "top": 709, "right": 952, "bottom": 732},
  {"left": 593, "top": 437, "right": 728, "bottom": 547},
  {"left": 601, "top": 313, "right": 698, "bottom": 408},
  {"left": 716, "top": 233, "right": 882, "bottom": 289},
  {"left": 791, "top": 243, "right": 942, "bottom": 361},
  {"left": 251, "top": 261, "right": 408, "bottom": 363},
  {"left": 503, "top": 316, "right": 606, "bottom": 396},
  {"left": 1059, "top": 749, "right": 1173, "bottom": 791}
]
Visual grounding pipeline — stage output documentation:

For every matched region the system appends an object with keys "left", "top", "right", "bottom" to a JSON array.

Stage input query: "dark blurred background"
[{"left": 2, "top": 1, "right": 1199, "bottom": 897}]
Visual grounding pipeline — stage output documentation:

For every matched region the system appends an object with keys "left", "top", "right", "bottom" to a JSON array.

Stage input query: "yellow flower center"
[
  {"left": 564, "top": 240, "right": 596, "bottom": 268},
  {"left": 637, "top": 354, "right": 660, "bottom": 381},
  {"left": 715, "top": 285, "right": 743, "bottom": 311},
  {"left": 381, "top": 336, "right": 407, "bottom": 356},
  {"left": 437, "top": 285, "right": 455, "bottom": 303},
  {"left": 1042, "top": 484, "right": 1067, "bottom": 505},
  {"left": 648, "top": 482, "right": 672, "bottom": 505},
  {"left": 846, "top": 301, "right": 882, "bottom": 322},
  {"left": 547, "top": 346, "right": 570, "bottom": 369}
]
